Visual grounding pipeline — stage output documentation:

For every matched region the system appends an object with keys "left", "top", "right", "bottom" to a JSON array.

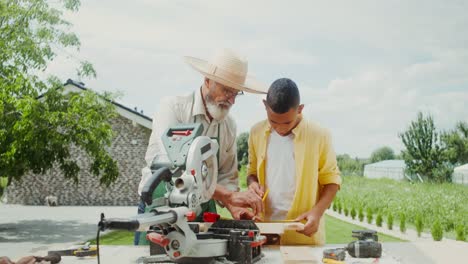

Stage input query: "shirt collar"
[
  {"left": 291, "top": 115, "right": 304, "bottom": 136},
  {"left": 192, "top": 87, "right": 209, "bottom": 121},
  {"left": 263, "top": 115, "right": 304, "bottom": 138}
]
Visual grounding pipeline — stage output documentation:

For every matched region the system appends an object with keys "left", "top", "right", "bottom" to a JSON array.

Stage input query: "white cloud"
[
  {"left": 41, "top": 0, "right": 468, "bottom": 157},
  {"left": 302, "top": 54, "right": 468, "bottom": 157}
]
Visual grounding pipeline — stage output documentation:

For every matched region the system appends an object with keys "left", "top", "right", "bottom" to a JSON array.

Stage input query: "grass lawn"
[
  {"left": 325, "top": 214, "right": 404, "bottom": 243},
  {"left": 88, "top": 214, "right": 403, "bottom": 245}
]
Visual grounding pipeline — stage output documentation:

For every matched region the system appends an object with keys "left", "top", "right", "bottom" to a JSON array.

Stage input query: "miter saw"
[{"left": 98, "top": 123, "right": 266, "bottom": 264}]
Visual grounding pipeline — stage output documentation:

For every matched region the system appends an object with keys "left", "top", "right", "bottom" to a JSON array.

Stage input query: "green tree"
[
  {"left": 399, "top": 112, "right": 451, "bottom": 182},
  {"left": 442, "top": 122, "right": 468, "bottom": 165},
  {"left": 337, "top": 154, "right": 366, "bottom": 176},
  {"left": 370, "top": 146, "right": 395, "bottom": 163},
  {"left": 0, "top": 0, "right": 119, "bottom": 193},
  {"left": 236, "top": 132, "right": 249, "bottom": 169}
]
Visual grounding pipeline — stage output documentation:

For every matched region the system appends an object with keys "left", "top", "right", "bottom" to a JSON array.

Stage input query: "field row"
[{"left": 333, "top": 176, "right": 467, "bottom": 241}]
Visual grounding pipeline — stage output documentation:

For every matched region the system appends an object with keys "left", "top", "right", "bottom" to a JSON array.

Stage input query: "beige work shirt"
[{"left": 138, "top": 88, "right": 239, "bottom": 195}]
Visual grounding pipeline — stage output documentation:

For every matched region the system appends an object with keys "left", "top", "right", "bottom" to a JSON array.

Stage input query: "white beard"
[{"left": 206, "top": 101, "right": 231, "bottom": 121}]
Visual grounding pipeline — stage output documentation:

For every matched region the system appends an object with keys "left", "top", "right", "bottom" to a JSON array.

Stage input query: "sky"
[{"left": 46, "top": 0, "right": 468, "bottom": 158}]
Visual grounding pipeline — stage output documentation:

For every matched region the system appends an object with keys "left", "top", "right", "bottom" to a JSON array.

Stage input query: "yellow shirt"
[{"left": 248, "top": 118, "right": 341, "bottom": 245}]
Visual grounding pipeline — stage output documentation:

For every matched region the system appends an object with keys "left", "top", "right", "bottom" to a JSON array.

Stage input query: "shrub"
[
  {"left": 366, "top": 208, "right": 373, "bottom": 224},
  {"left": 332, "top": 201, "right": 337, "bottom": 211},
  {"left": 344, "top": 207, "right": 349, "bottom": 217},
  {"left": 350, "top": 207, "right": 357, "bottom": 220},
  {"left": 431, "top": 220, "right": 443, "bottom": 241},
  {"left": 399, "top": 212, "right": 406, "bottom": 233},
  {"left": 358, "top": 207, "right": 364, "bottom": 222},
  {"left": 387, "top": 213, "right": 394, "bottom": 230},
  {"left": 376, "top": 212, "right": 383, "bottom": 227},
  {"left": 415, "top": 215, "right": 423, "bottom": 237},
  {"left": 443, "top": 219, "right": 454, "bottom": 232},
  {"left": 455, "top": 224, "right": 466, "bottom": 241}
]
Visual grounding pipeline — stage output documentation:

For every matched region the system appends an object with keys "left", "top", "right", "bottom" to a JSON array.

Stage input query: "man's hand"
[
  {"left": 227, "top": 190, "right": 263, "bottom": 215},
  {"left": 0, "top": 256, "right": 38, "bottom": 264},
  {"left": 226, "top": 204, "right": 255, "bottom": 220},
  {"left": 248, "top": 181, "right": 265, "bottom": 198},
  {"left": 294, "top": 211, "right": 321, "bottom": 237},
  {"left": 16, "top": 256, "right": 37, "bottom": 264},
  {"left": 213, "top": 185, "right": 263, "bottom": 216}
]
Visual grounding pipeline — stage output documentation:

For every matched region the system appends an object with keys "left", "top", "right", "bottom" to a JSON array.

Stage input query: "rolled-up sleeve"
[
  {"left": 318, "top": 130, "right": 341, "bottom": 187},
  {"left": 247, "top": 130, "right": 257, "bottom": 177},
  {"left": 138, "top": 97, "right": 179, "bottom": 195},
  {"left": 217, "top": 122, "right": 239, "bottom": 192}
]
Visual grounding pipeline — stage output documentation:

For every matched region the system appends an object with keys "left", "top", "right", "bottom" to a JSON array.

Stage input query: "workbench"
[{"left": 48, "top": 242, "right": 448, "bottom": 264}]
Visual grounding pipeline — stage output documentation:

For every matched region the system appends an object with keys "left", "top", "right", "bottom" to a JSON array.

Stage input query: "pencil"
[{"left": 262, "top": 188, "right": 269, "bottom": 202}]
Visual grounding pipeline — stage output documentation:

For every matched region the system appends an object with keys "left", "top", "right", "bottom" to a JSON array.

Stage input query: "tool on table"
[
  {"left": 97, "top": 124, "right": 266, "bottom": 264},
  {"left": 48, "top": 242, "right": 97, "bottom": 257},
  {"left": 323, "top": 248, "right": 346, "bottom": 261},
  {"left": 322, "top": 257, "right": 345, "bottom": 264},
  {"left": 346, "top": 230, "right": 382, "bottom": 258},
  {"left": 323, "top": 230, "right": 382, "bottom": 263}
]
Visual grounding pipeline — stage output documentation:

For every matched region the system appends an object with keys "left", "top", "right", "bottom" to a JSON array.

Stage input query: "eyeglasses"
[{"left": 219, "top": 84, "right": 243, "bottom": 98}]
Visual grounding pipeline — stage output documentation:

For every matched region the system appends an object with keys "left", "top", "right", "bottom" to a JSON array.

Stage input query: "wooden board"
[
  {"left": 256, "top": 222, "right": 305, "bottom": 234},
  {"left": 280, "top": 246, "right": 321, "bottom": 264}
]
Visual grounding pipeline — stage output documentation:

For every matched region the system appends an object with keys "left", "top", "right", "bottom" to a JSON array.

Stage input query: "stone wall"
[{"left": 5, "top": 115, "right": 151, "bottom": 206}]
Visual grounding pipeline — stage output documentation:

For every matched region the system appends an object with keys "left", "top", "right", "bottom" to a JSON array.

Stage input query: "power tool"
[
  {"left": 323, "top": 230, "right": 382, "bottom": 262},
  {"left": 48, "top": 242, "right": 97, "bottom": 258},
  {"left": 97, "top": 123, "right": 266, "bottom": 263},
  {"left": 346, "top": 230, "right": 382, "bottom": 258}
]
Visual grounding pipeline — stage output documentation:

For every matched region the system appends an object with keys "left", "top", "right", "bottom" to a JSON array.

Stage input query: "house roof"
[
  {"left": 63, "top": 79, "right": 152, "bottom": 129},
  {"left": 454, "top": 163, "right": 468, "bottom": 171}
]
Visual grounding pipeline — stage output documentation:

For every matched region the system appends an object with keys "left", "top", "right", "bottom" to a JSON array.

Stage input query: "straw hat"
[{"left": 184, "top": 49, "right": 267, "bottom": 94}]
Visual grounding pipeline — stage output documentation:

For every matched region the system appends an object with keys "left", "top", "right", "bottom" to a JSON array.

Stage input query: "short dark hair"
[{"left": 266, "top": 78, "right": 300, "bottom": 114}]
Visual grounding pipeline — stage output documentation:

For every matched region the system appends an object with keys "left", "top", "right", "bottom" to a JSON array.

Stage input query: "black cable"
[{"left": 97, "top": 228, "right": 101, "bottom": 264}]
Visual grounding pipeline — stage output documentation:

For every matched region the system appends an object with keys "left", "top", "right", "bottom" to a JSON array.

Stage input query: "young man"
[{"left": 247, "top": 78, "right": 341, "bottom": 245}]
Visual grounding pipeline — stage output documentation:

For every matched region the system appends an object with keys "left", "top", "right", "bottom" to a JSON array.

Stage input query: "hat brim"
[{"left": 184, "top": 56, "right": 267, "bottom": 94}]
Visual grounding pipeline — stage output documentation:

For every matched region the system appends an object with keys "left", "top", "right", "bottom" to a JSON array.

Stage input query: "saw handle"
[{"left": 141, "top": 167, "right": 172, "bottom": 206}]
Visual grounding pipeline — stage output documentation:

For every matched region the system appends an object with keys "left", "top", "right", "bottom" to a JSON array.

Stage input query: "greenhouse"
[
  {"left": 453, "top": 163, "right": 468, "bottom": 185},
  {"left": 363, "top": 160, "right": 406, "bottom": 180}
]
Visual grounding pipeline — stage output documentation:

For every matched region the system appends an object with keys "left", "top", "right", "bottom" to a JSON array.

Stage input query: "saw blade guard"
[{"left": 185, "top": 136, "right": 219, "bottom": 203}]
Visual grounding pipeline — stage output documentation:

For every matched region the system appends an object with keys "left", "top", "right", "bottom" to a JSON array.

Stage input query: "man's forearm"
[
  {"left": 310, "top": 183, "right": 339, "bottom": 217},
  {"left": 212, "top": 184, "right": 233, "bottom": 205}
]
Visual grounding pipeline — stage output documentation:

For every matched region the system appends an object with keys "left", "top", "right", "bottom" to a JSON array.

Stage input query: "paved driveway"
[{"left": 0, "top": 204, "right": 136, "bottom": 259}]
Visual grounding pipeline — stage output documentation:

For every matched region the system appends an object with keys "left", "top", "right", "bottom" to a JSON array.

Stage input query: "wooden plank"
[
  {"left": 256, "top": 222, "right": 305, "bottom": 234},
  {"left": 280, "top": 246, "right": 321, "bottom": 264}
]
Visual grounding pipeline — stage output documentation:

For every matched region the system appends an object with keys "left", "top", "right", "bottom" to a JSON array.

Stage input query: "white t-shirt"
[{"left": 265, "top": 130, "right": 296, "bottom": 220}]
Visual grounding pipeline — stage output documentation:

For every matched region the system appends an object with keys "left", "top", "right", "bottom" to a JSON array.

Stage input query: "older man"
[{"left": 135, "top": 49, "right": 266, "bottom": 244}]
